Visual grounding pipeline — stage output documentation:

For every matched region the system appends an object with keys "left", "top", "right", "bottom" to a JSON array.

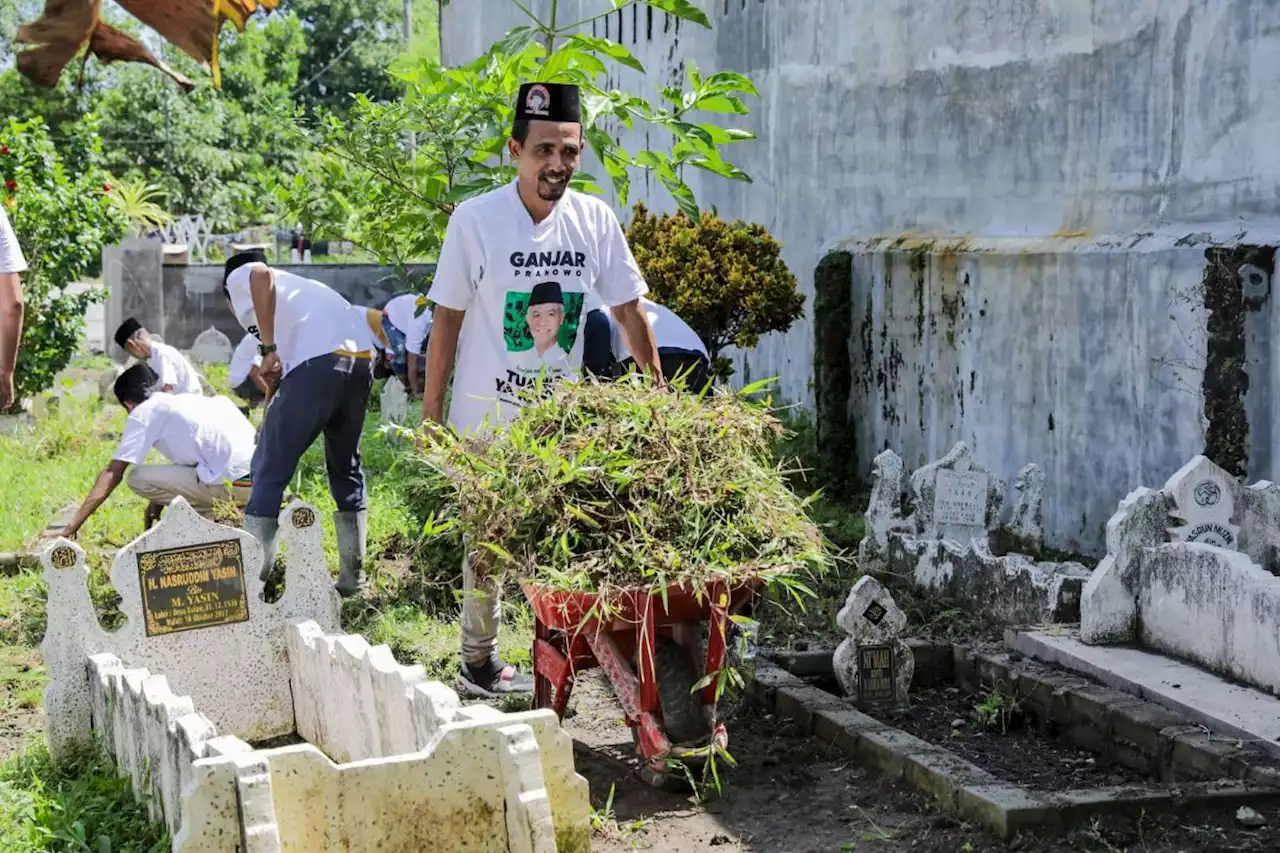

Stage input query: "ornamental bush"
[
  {"left": 407, "top": 378, "right": 826, "bottom": 601},
  {"left": 0, "top": 117, "right": 125, "bottom": 411},
  {"left": 625, "top": 203, "right": 805, "bottom": 378}
]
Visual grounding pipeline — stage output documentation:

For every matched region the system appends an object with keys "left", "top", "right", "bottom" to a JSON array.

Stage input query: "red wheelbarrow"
[{"left": 521, "top": 577, "right": 763, "bottom": 788}]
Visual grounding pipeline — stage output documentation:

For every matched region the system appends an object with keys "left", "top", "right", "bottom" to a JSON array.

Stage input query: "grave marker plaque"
[
  {"left": 856, "top": 644, "right": 896, "bottom": 704},
  {"left": 934, "top": 470, "right": 989, "bottom": 527},
  {"left": 137, "top": 539, "right": 249, "bottom": 637}
]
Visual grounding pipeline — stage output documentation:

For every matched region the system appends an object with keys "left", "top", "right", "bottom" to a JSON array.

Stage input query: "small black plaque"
[
  {"left": 862, "top": 601, "right": 887, "bottom": 626},
  {"left": 137, "top": 540, "right": 249, "bottom": 637},
  {"left": 50, "top": 546, "right": 77, "bottom": 569},
  {"left": 856, "top": 643, "right": 896, "bottom": 704}
]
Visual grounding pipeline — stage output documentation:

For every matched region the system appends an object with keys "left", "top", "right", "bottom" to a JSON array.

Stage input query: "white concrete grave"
[
  {"left": 41, "top": 498, "right": 590, "bottom": 852},
  {"left": 833, "top": 577, "right": 913, "bottom": 708},
  {"left": 188, "top": 327, "right": 234, "bottom": 365},
  {"left": 1080, "top": 455, "right": 1280, "bottom": 697},
  {"left": 42, "top": 497, "right": 339, "bottom": 754},
  {"left": 858, "top": 444, "right": 1091, "bottom": 625}
]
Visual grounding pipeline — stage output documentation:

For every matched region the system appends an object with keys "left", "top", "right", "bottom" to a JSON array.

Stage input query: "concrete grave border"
[{"left": 754, "top": 641, "right": 1280, "bottom": 838}]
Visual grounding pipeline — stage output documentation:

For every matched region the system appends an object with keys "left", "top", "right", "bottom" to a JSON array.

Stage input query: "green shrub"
[
  {"left": 0, "top": 117, "right": 125, "bottom": 411},
  {"left": 408, "top": 378, "right": 826, "bottom": 601},
  {"left": 625, "top": 204, "right": 805, "bottom": 378}
]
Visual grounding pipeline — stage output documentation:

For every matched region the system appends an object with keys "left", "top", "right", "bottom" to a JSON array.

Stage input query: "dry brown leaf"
[
  {"left": 15, "top": 0, "right": 99, "bottom": 87},
  {"left": 17, "top": 0, "right": 280, "bottom": 89},
  {"left": 88, "top": 20, "right": 195, "bottom": 92}
]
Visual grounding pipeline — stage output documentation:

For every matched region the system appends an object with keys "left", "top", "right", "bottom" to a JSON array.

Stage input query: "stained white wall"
[{"left": 443, "top": 0, "right": 1280, "bottom": 552}]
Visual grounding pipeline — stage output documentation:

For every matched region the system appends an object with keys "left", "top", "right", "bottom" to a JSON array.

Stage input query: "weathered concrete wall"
[
  {"left": 444, "top": 0, "right": 1280, "bottom": 553},
  {"left": 107, "top": 256, "right": 435, "bottom": 361}
]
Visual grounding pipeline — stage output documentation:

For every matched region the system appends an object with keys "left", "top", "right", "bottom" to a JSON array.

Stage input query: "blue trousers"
[{"left": 246, "top": 352, "right": 373, "bottom": 517}]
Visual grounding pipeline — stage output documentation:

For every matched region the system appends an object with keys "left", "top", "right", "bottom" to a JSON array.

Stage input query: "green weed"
[{"left": 0, "top": 739, "right": 169, "bottom": 852}]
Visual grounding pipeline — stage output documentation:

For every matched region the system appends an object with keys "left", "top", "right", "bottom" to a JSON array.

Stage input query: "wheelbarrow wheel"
[{"left": 644, "top": 637, "right": 711, "bottom": 745}]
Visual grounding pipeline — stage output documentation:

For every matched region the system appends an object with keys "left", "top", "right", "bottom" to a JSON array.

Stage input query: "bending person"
[
  {"left": 47, "top": 365, "right": 255, "bottom": 539},
  {"left": 115, "top": 318, "right": 203, "bottom": 395},
  {"left": 605, "top": 296, "right": 711, "bottom": 392},
  {"left": 223, "top": 250, "right": 376, "bottom": 597}
]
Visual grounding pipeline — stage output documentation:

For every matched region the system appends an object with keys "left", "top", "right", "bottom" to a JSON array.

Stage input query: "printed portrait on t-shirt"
[{"left": 500, "top": 281, "right": 585, "bottom": 395}]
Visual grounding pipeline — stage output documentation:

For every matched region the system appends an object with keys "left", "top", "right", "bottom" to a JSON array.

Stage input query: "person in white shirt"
[
  {"left": 0, "top": 206, "right": 25, "bottom": 411},
  {"left": 222, "top": 249, "right": 377, "bottom": 597},
  {"left": 380, "top": 292, "right": 433, "bottom": 395},
  {"left": 595, "top": 295, "right": 712, "bottom": 392},
  {"left": 228, "top": 333, "right": 269, "bottom": 408},
  {"left": 423, "top": 80, "right": 663, "bottom": 697},
  {"left": 46, "top": 364, "right": 255, "bottom": 539},
  {"left": 114, "top": 318, "right": 204, "bottom": 395}
]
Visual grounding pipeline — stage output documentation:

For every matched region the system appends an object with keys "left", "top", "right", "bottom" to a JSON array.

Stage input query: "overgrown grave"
[{"left": 41, "top": 497, "right": 590, "bottom": 853}]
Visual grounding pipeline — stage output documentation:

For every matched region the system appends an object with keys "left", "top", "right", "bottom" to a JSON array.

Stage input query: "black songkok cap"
[
  {"left": 223, "top": 249, "right": 268, "bottom": 287},
  {"left": 114, "top": 317, "right": 142, "bottom": 350},
  {"left": 514, "top": 82, "right": 581, "bottom": 124},
  {"left": 528, "top": 280, "right": 564, "bottom": 307}
]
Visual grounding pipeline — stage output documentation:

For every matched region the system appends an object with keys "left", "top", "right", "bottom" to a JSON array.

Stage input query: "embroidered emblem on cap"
[{"left": 525, "top": 84, "right": 551, "bottom": 117}]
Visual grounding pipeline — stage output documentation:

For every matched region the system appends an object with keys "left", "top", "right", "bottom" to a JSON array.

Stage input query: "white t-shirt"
[
  {"left": 225, "top": 264, "right": 373, "bottom": 375},
  {"left": 148, "top": 342, "right": 203, "bottom": 395},
  {"left": 427, "top": 182, "right": 647, "bottom": 434},
  {"left": 0, "top": 207, "right": 27, "bottom": 273},
  {"left": 228, "top": 335, "right": 262, "bottom": 387},
  {"left": 113, "top": 393, "right": 256, "bottom": 484},
  {"left": 405, "top": 308, "right": 432, "bottom": 355},
  {"left": 608, "top": 298, "right": 707, "bottom": 362},
  {"left": 384, "top": 293, "right": 433, "bottom": 354}
]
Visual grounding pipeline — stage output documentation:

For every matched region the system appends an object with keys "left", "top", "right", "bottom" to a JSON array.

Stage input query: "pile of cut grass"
[{"left": 410, "top": 378, "right": 827, "bottom": 598}]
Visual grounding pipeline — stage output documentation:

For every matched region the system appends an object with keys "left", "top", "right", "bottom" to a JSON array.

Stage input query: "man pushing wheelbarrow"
[{"left": 417, "top": 79, "right": 824, "bottom": 791}]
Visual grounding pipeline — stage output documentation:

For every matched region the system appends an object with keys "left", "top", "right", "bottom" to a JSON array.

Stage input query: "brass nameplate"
[
  {"left": 856, "top": 643, "right": 896, "bottom": 704},
  {"left": 137, "top": 540, "right": 249, "bottom": 637}
]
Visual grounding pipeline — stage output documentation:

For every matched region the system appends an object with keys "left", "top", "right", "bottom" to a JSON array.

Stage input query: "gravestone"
[
  {"left": 380, "top": 379, "right": 411, "bottom": 426},
  {"left": 909, "top": 442, "right": 1005, "bottom": 547},
  {"left": 832, "top": 576, "right": 912, "bottom": 708},
  {"left": 189, "top": 327, "right": 233, "bottom": 365},
  {"left": 103, "top": 238, "right": 165, "bottom": 365},
  {"left": 1005, "top": 463, "right": 1046, "bottom": 553},
  {"left": 857, "top": 449, "right": 911, "bottom": 571},
  {"left": 41, "top": 498, "right": 340, "bottom": 756},
  {"left": 1166, "top": 456, "right": 1238, "bottom": 549}
]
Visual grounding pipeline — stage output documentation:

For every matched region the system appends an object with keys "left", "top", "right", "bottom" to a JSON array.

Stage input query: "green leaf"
[
  {"left": 495, "top": 26, "right": 540, "bottom": 56},
  {"left": 659, "top": 171, "right": 701, "bottom": 218},
  {"left": 694, "top": 95, "right": 749, "bottom": 115},
  {"left": 644, "top": 0, "right": 712, "bottom": 28},
  {"left": 703, "top": 70, "right": 761, "bottom": 97},
  {"left": 568, "top": 34, "right": 647, "bottom": 73},
  {"left": 688, "top": 156, "right": 752, "bottom": 182}
]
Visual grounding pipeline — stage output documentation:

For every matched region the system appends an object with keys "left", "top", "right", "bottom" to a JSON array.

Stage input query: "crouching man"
[
  {"left": 115, "top": 317, "right": 204, "bottom": 395},
  {"left": 223, "top": 249, "right": 376, "bottom": 597},
  {"left": 46, "top": 365, "right": 255, "bottom": 540}
]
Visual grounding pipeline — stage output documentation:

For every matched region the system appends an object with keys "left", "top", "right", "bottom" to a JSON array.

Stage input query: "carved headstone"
[
  {"left": 909, "top": 442, "right": 1005, "bottom": 546},
  {"left": 40, "top": 497, "right": 340, "bottom": 758},
  {"left": 189, "top": 327, "right": 234, "bottom": 364},
  {"left": 833, "top": 577, "right": 913, "bottom": 708},
  {"left": 380, "top": 380, "right": 411, "bottom": 426},
  {"left": 858, "top": 449, "right": 911, "bottom": 569},
  {"left": 1165, "top": 456, "right": 1238, "bottom": 549}
]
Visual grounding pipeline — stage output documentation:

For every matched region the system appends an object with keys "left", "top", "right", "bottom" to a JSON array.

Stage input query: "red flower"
[
  {"left": 4, "top": 181, "right": 14, "bottom": 192},
  {"left": 103, "top": 182, "right": 113, "bottom": 193},
  {"left": 0, "top": 146, "right": 9, "bottom": 155}
]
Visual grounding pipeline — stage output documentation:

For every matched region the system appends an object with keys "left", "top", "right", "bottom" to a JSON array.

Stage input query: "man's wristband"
[{"left": 258, "top": 343, "right": 277, "bottom": 357}]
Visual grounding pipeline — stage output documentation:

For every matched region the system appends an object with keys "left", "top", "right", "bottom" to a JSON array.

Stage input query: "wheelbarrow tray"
[{"left": 520, "top": 577, "right": 763, "bottom": 634}]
